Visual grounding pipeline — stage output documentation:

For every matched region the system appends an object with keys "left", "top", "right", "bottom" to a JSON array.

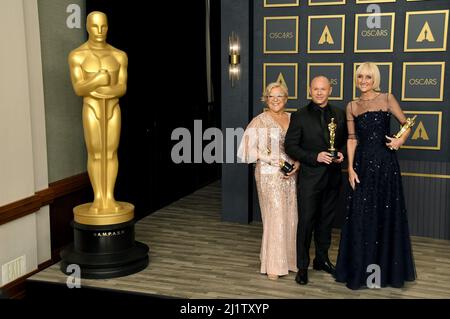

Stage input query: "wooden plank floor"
[{"left": 29, "top": 181, "right": 450, "bottom": 299}]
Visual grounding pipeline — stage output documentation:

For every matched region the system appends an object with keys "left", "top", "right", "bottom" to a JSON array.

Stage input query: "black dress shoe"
[
  {"left": 313, "top": 258, "right": 336, "bottom": 276},
  {"left": 295, "top": 269, "right": 308, "bottom": 285}
]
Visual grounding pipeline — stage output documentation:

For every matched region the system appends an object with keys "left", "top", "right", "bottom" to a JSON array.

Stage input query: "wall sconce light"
[{"left": 228, "top": 31, "right": 240, "bottom": 87}]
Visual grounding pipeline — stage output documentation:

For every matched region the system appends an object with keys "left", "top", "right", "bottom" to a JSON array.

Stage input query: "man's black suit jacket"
[{"left": 285, "top": 102, "right": 347, "bottom": 190}]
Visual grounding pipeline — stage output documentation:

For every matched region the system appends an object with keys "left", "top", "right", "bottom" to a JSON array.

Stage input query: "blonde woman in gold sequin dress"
[{"left": 238, "top": 82, "right": 300, "bottom": 280}]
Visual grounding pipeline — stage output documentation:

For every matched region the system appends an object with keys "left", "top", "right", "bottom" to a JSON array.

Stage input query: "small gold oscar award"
[
  {"left": 266, "top": 147, "right": 294, "bottom": 175},
  {"left": 389, "top": 115, "right": 417, "bottom": 150},
  {"left": 328, "top": 118, "right": 338, "bottom": 159}
]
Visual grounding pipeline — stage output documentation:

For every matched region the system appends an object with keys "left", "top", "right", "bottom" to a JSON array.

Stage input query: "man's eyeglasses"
[{"left": 268, "top": 95, "right": 286, "bottom": 99}]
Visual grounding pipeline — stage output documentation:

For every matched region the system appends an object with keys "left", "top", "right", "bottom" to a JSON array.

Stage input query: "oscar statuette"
[
  {"left": 328, "top": 118, "right": 338, "bottom": 159},
  {"left": 279, "top": 160, "right": 294, "bottom": 176},
  {"left": 389, "top": 115, "right": 417, "bottom": 150},
  {"left": 266, "top": 146, "right": 294, "bottom": 176},
  {"left": 60, "top": 11, "right": 149, "bottom": 279}
]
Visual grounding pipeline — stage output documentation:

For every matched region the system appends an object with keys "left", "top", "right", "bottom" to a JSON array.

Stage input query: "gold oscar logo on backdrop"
[
  {"left": 361, "top": 29, "right": 389, "bottom": 37},
  {"left": 401, "top": 112, "right": 441, "bottom": 150},
  {"left": 409, "top": 78, "right": 438, "bottom": 85},
  {"left": 263, "top": 63, "right": 298, "bottom": 99},
  {"left": 269, "top": 32, "right": 294, "bottom": 39},
  {"left": 318, "top": 25, "right": 334, "bottom": 44},
  {"left": 405, "top": 10, "right": 448, "bottom": 52},
  {"left": 264, "top": 16, "right": 299, "bottom": 54},
  {"left": 416, "top": 21, "right": 435, "bottom": 42},
  {"left": 276, "top": 72, "right": 288, "bottom": 89},
  {"left": 308, "top": 15, "right": 345, "bottom": 53},
  {"left": 411, "top": 122, "right": 430, "bottom": 140}
]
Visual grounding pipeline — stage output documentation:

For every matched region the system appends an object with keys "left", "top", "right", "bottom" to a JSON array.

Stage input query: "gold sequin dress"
[{"left": 238, "top": 112, "right": 298, "bottom": 276}]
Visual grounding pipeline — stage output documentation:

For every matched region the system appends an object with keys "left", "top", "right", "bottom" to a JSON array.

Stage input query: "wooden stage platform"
[{"left": 28, "top": 182, "right": 450, "bottom": 299}]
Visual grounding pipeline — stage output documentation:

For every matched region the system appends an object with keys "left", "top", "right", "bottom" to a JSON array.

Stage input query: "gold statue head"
[
  {"left": 328, "top": 118, "right": 336, "bottom": 131},
  {"left": 86, "top": 11, "right": 108, "bottom": 43}
]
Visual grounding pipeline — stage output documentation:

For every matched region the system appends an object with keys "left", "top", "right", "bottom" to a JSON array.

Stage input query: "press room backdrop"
[{"left": 222, "top": 0, "right": 450, "bottom": 239}]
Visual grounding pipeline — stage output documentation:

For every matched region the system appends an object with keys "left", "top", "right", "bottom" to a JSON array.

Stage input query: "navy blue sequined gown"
[{"left": 335, "top": 108, "right": 416, "bottom": 290}]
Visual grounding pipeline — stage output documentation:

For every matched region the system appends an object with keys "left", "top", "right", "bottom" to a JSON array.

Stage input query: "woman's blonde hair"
[
  {"left": 355, "top": 62, "right": 381, "bottom": 91},
  {"left": 261, "top": 82, "right": 289, "bottom": 104}
]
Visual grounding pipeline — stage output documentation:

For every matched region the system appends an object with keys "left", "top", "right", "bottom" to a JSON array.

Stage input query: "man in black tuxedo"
[{"left": 285, "top": 76, "right": 347, "bottom": 285}]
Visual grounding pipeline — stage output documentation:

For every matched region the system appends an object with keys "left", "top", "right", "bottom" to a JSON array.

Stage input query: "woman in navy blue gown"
[{"left": 335, "top": 62, "right": 416, "bottom": 290}]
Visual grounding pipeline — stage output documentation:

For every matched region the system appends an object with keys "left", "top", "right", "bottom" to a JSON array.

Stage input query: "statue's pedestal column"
[{"left": 60, "top": 203, "right": 149, "bottom": 279}]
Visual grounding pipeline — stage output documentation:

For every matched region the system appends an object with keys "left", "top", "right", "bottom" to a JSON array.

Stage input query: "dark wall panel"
[
  {"left": 221, "top": 0, "right": 254, "bottom": 223},
  {"left": 400, "top": 161, "right": 450, "bottom": 239},
  {"left": 86, "top": 0, "right": 220, "bottom": 218}
]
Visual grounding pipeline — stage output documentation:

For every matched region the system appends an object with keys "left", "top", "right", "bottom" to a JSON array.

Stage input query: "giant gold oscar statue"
[
  {"left": 69, "top": 11, "right": 132, "bottom": 225},
  {"left": 61, "top": 11, "right": 149, "bottom": 279}
]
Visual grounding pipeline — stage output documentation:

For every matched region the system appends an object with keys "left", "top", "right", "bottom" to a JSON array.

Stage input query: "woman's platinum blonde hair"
[
  {"left": 261, "top": 82, "right": 289, "bottom": 104},
  {"left": 355, "top": 62, "right": 381, "bottom": 92}
]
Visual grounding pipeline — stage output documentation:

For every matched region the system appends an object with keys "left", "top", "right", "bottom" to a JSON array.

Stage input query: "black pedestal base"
[{"left": 60, "top": 220, "right": 149, "bottom": 279}]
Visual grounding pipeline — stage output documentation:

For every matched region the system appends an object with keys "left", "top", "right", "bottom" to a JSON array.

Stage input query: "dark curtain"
[{"left": 86, "top": 0, "right": 220, "bottom": 218}]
